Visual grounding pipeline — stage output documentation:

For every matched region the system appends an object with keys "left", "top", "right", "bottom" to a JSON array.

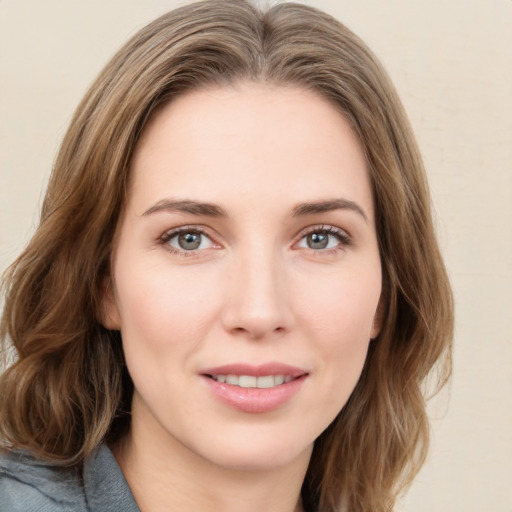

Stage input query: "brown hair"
[{"left": 0, "top": 1, "right": 453, "bottom": 511}]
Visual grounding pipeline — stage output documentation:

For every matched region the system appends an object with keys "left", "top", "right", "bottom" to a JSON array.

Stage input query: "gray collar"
[{"left": 83, "top": 445, "right": 140, "bottom": 512}]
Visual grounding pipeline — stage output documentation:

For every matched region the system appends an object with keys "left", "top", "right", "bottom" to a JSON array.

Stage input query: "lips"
[{"left": 200, "top": 363, "right": 308, "bottom": 413}]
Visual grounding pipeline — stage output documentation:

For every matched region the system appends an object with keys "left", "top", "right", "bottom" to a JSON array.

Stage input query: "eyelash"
[
  {"left": 158, "top": 224, "right": 352, "bottom": 257},
  {"left": 295, "top": 225, "right": 352, "bottom": 253},
  {"left": 159, "top": 226, "right": 216, "bottom": 257}
]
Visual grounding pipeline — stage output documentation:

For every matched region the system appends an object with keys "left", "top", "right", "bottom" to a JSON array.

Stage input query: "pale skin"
[{"left": 102, "top": 82, "right": 383, "bottom": 512}]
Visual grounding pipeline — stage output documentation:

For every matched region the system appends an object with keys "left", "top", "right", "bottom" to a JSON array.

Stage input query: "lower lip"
[{"left": 202, "top": 375, "right": 306, "bottom": 413}]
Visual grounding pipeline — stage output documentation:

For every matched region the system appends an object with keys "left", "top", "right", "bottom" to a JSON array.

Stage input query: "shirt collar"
[{"left": 83, "top": 444, "right": 140, "bottom": 512}]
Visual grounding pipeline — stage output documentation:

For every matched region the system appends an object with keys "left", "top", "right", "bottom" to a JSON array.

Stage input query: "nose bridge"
[{"left": 222, "top": 240, "right": 292, "bottom": 338}]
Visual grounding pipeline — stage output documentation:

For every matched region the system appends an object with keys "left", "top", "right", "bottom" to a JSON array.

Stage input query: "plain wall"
[{"left": 1, "top": 1, "right": 511, "bottom": 510}]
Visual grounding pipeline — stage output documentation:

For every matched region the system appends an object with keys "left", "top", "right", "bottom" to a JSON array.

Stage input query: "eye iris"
[
  {"left": 307, "top": 232, "right": 329, "bottom": 249},
  {"left": 178, "top": 232, "right": 202, "bottom": 250}
]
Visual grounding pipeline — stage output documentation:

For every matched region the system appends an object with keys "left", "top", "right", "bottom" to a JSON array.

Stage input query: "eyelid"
[
  {"left": 159, "top": 225, "right": 222, "bottom": 256},
  {"left": 293, "top": 224, "right": 352, "bottom": 250}
]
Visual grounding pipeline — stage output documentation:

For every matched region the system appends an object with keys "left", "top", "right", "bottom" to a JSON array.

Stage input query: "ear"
[
  {"left": 370, "top": 295, "right": 385, "bottom": 339},
  {"left": 100, "top": 278, "right": 121, "bottom": 330}
]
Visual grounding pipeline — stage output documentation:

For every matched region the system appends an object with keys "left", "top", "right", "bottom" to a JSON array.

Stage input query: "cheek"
[
  {"left": 113, "top": 261, "right": 223, "bottom": 356},
  {"left": 298, "top": 267, "right": 381, "bottom": 342},
  {"left": 114, "top": 266, "right": 225, "bottom": 410},
  {"left": 295, "top": 268, "right": 381, "bottom": 395}
]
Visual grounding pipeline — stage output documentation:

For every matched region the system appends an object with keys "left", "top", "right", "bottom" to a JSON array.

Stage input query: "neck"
[{"left": 112, "top": 401, "right": 311, "bottom": 512}]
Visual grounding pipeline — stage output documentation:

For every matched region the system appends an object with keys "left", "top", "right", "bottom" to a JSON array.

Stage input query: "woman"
[{"left": 0, "top": 1, "right": 453, "bottom": 511}]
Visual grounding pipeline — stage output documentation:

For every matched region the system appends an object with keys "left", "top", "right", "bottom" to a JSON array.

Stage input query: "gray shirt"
[{"left": 0, "top": 444, "right": 140, "bottom": 511}]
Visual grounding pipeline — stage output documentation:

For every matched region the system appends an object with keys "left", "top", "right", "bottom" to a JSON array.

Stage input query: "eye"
[
  {"left": 162, "top": 228, "right": 215, "bottom": 252},
  {"left": 296, "top": 226, "right": 350, "bottom": 251}
]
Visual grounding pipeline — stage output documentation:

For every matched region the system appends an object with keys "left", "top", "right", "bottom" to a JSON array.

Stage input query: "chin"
[{"left": 189, "top": 429, "right": 315, "bottom": 472}]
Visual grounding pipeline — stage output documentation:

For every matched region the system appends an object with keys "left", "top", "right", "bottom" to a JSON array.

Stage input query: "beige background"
[{"left": 1, "top": 1, "right": 511, "bottom": 510}]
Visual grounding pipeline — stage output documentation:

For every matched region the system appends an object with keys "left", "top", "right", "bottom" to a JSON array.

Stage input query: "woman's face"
[{"left": 103, "top": 83, "right": 382, "bottom": 472}]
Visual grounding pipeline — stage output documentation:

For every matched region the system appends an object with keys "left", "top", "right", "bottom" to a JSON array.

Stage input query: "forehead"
[{"left": 128, "top": 82, "right": 374, "bottom": 221}]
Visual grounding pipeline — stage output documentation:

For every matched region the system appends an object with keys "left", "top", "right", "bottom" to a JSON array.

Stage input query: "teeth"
[
  {"left": 226, "top": 375, "right": 238, "bottom": 385},
  {"left": 211, "top": 374, "right": 293, "bottom": 388},
  {"left": 239, "top": 375, "right": 257, "bottom": 388},
  {"left": 255, "top": 375, "right": 274, "bottom": 388}
]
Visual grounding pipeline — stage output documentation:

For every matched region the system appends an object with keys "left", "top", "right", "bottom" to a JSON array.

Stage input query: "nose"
[{"left": 221, "top": 246, "right": 294, "bottom": 340}]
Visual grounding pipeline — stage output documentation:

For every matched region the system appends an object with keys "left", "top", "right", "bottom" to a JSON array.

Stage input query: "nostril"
[{"left": 228, "top": 324, "right": 287, "bottom": 340}]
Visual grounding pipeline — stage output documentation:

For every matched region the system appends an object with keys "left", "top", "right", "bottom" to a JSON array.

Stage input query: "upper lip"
[{"left": 200, "top": 362, "right": 308, "bottom": 378}]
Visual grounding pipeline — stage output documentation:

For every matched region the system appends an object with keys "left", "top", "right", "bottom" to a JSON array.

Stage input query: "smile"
[
  {"left": 208, "top": 374, "right": 293, "bottom": 388},
  {"left": 201, "top": 363, "right": 308, "bottom": 413}
]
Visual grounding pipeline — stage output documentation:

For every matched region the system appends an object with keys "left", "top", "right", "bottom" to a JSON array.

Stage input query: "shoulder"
[{"left": 0, "top": 449, "right": 87, "bottom": 512}]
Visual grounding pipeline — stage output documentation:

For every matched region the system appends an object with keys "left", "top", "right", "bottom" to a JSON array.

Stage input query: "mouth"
[
  {"left": 206, "top": 374, "right": 294, "bottom": 388},
  {"left": 200, "top": 363, "right": 308, "bottom": 413}
]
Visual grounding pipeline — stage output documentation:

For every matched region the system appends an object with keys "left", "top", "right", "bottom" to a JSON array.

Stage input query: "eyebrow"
[
  {"left": 142, "top": 199, "right": 226, "bottom": 217},
  {"left": 142, "top": 197, "right": 368, "bottom": 222},
  {"left": 292, "top": 199, "right": 368, "bottom": 223}
]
